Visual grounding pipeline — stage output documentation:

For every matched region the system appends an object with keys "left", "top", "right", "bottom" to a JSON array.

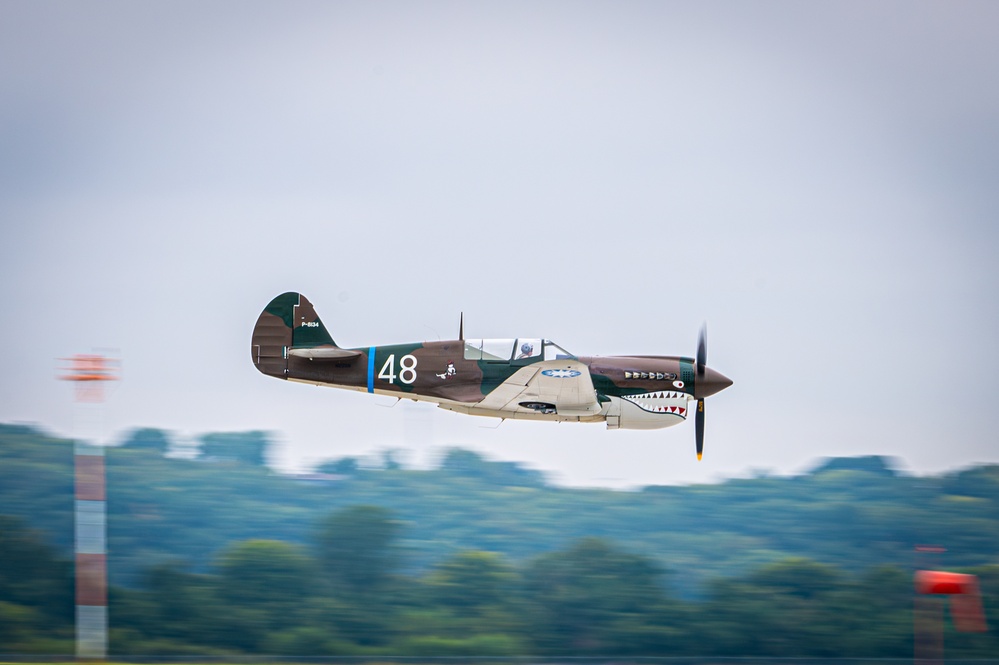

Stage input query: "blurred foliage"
[
  {"left": 118, "top": 427, "right": 172, "bottom": 455},
  {"left": 315, "top": 505, "right": 400, "bottom": 594},
  {"left": 198, "top": 430, "right": 271, "bottom": 466},
  {"left": 315, "top": 456, "right": 360, "bottom": 476},
  {"left": 0, "top": 516, "right": 74, "bottom": 651},
  {"left": 1, "top": 422, "right": 998, "bottom": 655}
]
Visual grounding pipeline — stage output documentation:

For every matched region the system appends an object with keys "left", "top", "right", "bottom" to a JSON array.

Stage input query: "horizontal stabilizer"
[{"left": 287, "top": 347, "right": 361, "bottom": 360}]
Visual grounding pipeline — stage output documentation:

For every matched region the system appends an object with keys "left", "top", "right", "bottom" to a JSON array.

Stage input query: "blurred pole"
[
  {"left": 60, "top": 354, "right": 119, "bottom": 660},
  {"left": 75, "top": 442, "right": 107, "bottom": 659},
  {"left": 913, "top": 545, "right": 945, "bottom": 665},
  {"left": 913, "top": 594, "right": 943, "bottom": 665}
]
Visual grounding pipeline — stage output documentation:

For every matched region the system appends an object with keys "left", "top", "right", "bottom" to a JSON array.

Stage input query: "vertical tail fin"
[{"left": 251, "top": 292, "right": 337, "bottom": 377}]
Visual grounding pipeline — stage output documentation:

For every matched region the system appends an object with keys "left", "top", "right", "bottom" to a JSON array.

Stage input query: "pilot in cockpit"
[{"left": 517, "top": 342, "right": 534, "bottom": 359}]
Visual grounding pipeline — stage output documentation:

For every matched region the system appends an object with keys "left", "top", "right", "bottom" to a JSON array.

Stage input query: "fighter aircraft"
[{"left": 251, "top": 292, "right": 733, "bottom": 459}]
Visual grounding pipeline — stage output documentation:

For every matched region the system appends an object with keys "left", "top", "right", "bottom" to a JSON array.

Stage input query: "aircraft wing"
[{"left": 476, "top": 360, "right": 601, "bottom": 416}]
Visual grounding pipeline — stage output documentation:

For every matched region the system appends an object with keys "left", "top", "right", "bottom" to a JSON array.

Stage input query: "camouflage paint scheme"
[{"left": 251, "top": 292, "right": 732, "bottom": 432}]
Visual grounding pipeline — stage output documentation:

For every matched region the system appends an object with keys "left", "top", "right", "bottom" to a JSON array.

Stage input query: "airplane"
[{"left": 251, "top": 292, "right": 733, "bottom": 459}]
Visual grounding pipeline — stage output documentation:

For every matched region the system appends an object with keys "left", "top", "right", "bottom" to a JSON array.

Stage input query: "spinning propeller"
[{"left": 692, "top": 325, "right": 732, "bottom": 461}]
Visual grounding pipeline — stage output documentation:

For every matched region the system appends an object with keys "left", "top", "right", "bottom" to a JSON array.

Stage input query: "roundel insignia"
[{"left": 542, "top": 369, "right": 582, "bottom": 378}]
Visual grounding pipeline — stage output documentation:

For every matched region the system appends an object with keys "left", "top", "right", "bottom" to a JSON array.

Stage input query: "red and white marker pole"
[
  {"left": 60, "top": 354, "right": 118, "bottom": 660},
  {"left": 75, "top": 442, "right": 108, "bottom": 659}
]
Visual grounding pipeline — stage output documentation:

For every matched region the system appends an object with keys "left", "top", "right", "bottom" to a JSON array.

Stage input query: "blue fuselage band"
[{"left": 367, "top": 347, "right": 375, "bottom": 393}]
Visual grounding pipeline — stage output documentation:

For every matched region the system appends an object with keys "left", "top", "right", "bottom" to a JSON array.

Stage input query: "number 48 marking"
[{"left": 378, "top": 354, "right": 417, "bottom": 385}]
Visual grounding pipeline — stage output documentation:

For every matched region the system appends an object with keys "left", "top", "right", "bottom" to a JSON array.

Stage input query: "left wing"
[{"left": 475, "top": 360, "right": 601, "bottom": 416}]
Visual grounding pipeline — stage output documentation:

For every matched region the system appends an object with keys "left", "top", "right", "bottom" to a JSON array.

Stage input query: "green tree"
[
  {"left": 314, "top": 506, "right": 402, "bottom": 645},
  {"left": 0, "top": 516, "right": 72, "bottom": 623},
  {"left": 438, "top": 448, "right": 545, "bottom": 487},
  {"left": 522, "top": 537, "right": 671, "bottom": 654},
  {"left": 316, "top": 457, "right": 359, "bottom": 476},
  {"left": 0, "top": 601, "right": 46, "bottom": 650},
  {"left": 837, "top": 564, "right": 912, "bottom": 656},
  {"left": 0, "top": 516, "right": 72, "bottom": 650},
  {"left": 124, "top": 563, "right": 222, "bottom": 648},
  {"left": 263, "top": 626, "right": 347, "bottom": 656},
  {"left": 119, "top": 428, "right": 172, "bottom": 455},
  {"left": 427, "top": 550, "right": 518, "bottom": 616},
  {"left": 215, "top": 539, "right": 317, "bottom": 650},
  {"left": 697, "top": 558, "right": 853, "bottom": 656},
  {"left": 199, "top": 431, "right": 271, "bottom": 466},
  {"left": 414, "top": 550, "right": 524, "bottom": 641},
  {"left": 315, "top": 505, "right": 400, "bottom": 594}
]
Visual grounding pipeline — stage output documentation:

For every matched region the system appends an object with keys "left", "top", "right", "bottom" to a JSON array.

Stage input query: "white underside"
[{"left": 289, "top": 377, "right": 691, "bottom": 429}]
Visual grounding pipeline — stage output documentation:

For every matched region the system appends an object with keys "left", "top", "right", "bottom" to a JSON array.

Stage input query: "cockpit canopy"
[{"left": 463, "top": 338, "right": 574, "bottom": 362}]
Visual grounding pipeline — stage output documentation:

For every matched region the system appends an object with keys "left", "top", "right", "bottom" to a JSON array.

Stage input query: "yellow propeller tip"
[{"left": 696, "top": 453, "right": 703, "bottom": 461}]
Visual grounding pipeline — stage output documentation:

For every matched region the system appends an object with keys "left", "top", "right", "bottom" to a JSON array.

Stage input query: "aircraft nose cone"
[{"left": 695, "top": 367, "right": 733, "bottom": 399}]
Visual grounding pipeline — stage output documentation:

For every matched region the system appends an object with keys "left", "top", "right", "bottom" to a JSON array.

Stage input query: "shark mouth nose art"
[{"left": 621, "top": 391, "right": 689, "bottom": 416}]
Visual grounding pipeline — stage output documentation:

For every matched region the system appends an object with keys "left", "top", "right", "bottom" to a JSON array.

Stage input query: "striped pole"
[
  {"left": 60, "top": 354, "right": 118, "bottom": 660},
  {"left": 75, "top": 441, "right": 107, "bottom": 659}
]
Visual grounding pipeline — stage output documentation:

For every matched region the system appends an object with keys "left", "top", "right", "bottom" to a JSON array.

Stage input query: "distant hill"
[
  {"left": 1, "top": 423, "right": 997, "bottom": 595},
  {"left": 808, "top": 454, "right": 902, "bottom": 477}
]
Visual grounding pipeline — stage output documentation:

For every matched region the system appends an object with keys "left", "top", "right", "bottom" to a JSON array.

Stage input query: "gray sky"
[{"left": 2, "top": 1, "right": 997, "bottom": 487}]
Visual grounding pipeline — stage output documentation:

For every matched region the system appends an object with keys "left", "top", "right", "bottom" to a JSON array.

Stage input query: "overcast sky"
[{"left": 2, "top": 1, "right": 997, "bottom": 487}]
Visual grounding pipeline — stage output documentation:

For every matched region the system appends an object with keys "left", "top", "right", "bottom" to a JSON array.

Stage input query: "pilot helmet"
[{"left": 521, "top": 342, "right": 533, "bottom": 355}]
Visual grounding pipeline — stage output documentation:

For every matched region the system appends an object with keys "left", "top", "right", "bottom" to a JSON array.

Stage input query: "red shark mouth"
[{"left": 621, "top": 391, "right": 690, "bottom": 417}]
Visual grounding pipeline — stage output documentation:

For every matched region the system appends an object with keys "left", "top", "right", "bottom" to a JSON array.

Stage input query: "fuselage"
[
  {"left": 280, "top": 338, "right": 728, "bottom": 428},
  {"left": 251, "top": 292, "right": 733, "bottom": 431}
]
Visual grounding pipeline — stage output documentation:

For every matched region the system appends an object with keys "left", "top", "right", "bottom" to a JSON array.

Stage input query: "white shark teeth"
[{"left": 621, "top": 391, "right": 689, "bottom": 417}]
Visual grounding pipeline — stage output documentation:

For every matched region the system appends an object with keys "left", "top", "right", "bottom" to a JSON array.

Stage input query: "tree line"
[
  {"left": 2, "top": 424, "right": 997, "bottom": 598},
  {"left": 1, "top": 423, "right": 998, "bottom": 655},
  {"left": 3, "top": 508, "right": 998, "bottom": 657}
]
